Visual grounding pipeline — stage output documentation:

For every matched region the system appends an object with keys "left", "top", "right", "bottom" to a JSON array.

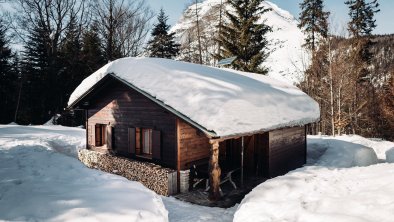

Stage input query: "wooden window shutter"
[
  {"left": 152, "top": 130, "right": 161, "bottom": 160},
  {"left": 106, "top": 126, "right": 113, "bottom": 149},
  {"left": 128, "top": 128, "right": 136, "bottom": 154},
  {"left": 95, "top": 124, "right": 100, "bottom": 146}
]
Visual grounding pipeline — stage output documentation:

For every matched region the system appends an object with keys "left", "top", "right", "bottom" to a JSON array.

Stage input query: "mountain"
[{"left": 170, "top": 0, "right": 308, "bottom": 84}]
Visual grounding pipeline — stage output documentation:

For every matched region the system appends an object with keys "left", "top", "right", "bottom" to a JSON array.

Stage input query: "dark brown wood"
[
  {"left": 209, "top": 140, "right": 221, "bottom": 201},
  {"left": 152, "top": 130, "right": 161, "bottom": 159},
  {"left": 86, "top": 80, "right": 177, "bottom": 168},
  {"left": 268, "top": 126, "right": 306, "bottom": 177},
  {"left": 136, "top": 128, "right": 141, "bottom": 154},
  {"left": 128, "top": 128, "right": 136, "bottom": 154},
  {"left": 107, "top": 126, "right": 113, "bottom": 149},
  {"left": 95, "top": 124, "right": 100, "bottom": 146},
  {"left": 176, "top": 119, "right": 181, "bottom": 193},
  {"left": 177, "top": 119, "right": 210, "bottom": 170},
  {"left": 85, "top": 109, "right": 88, "bottom": 149}
]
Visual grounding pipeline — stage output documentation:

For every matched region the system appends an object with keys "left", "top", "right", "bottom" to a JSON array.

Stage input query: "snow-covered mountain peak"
[{"left": 171, "top": 0, "right": 308, "bottom": 84}]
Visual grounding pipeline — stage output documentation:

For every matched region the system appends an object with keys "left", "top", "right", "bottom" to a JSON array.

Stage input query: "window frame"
[
  {"left": 142, "top": 128, "right": 153, "bottom": 155},
  {"left": 130, "top": 127, "right": 160, "bottom": 160},
  {"left": 95, "top": 124, "right": 107, "bottom": 147}
]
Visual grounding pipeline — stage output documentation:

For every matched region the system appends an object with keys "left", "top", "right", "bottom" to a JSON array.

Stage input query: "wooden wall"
[
  {"left": 177, "top": 119, "right": 210, "bottom": 170},
  {"left": 218, "top": 133, "right": 269, "bottom": 176},
  {"left": 267, "top": 126, "right": 306, "bottom": 177},
  {"left": 86, "top": 80, "right": 177, "bottom": 168}
]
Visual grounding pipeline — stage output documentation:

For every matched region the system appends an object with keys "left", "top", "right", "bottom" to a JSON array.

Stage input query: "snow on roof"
[{"left": 68, "top": 57, "right": 319, "bottom": 138}]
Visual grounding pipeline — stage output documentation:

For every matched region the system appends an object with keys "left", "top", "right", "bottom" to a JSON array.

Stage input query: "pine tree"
[
  {"left": 147, "top": 9, "right": 180, "bottom": 59},
  {"left": 298, "top": 0, "right": 330, "bottom": 51},
  {"left": 344, "top": 0, "right": 379, "bottom": 136},
  {"left": 217, "top": 0, "right": 271, "bottom": 74},
  {"left": 345, "top": 0, "right": 380, "bottom": 38},
  {"left": 0, "top": 19, "right": 17, "bottom": 124},
  {"left": 19, "top": 21, "right": 51, "bottom": 124},
  {"left": 59, "top": 17, "right": 83, "bottom": 108},
  {"left": 81, "top": 23, "right": 105, "bottom": 74}
]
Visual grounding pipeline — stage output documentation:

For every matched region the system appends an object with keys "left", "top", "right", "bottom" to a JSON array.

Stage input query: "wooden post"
[
  {"left": 85, "top": 109, "right": 88, "bottom": 149},
  {"left": 209, "top": 140, "right": 221, "bottom": 201},
  {"left": 241, "top": 136, "right": 244, "bottom": 188}
]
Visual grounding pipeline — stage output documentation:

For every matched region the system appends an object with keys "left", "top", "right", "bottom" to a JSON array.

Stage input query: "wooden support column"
[
  {"left": 85, "top": 109, "right": 89, "bottom": 149},
  {"left": 209, "top": 140, "right": 221, "bottom": 201}
]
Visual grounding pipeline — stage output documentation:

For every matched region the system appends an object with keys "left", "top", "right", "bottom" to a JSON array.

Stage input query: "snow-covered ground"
[
  {"left": 0, "top": 125, "right": 168, "bottom": 222},
  {"left": 1, "top": 124, "right": 393, "bottom": 222},
  {"left": 234, "top": 135, "right": 394, "bottom": 222}
]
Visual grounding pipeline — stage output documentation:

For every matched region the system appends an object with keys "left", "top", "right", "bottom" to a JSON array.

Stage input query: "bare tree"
[
  {"left": 195, "top": 0, "right": 203, "bottom": 64},
  {"left": 12, "top": 0, "right": 87, "bottom": 59},
  {"left": 92, "top": 0, "right": 154, "bottom": 61}
]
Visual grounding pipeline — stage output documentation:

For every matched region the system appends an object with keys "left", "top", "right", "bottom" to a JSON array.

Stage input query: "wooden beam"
[
  {"left": 85, "top": 109, "right": 89, "bottom": 149},
  {"left": 176, "top": 119, "right": 181, "bottom": 193},
  {"left": 209, "top": 140, "right": 221, "bottom": 201}
]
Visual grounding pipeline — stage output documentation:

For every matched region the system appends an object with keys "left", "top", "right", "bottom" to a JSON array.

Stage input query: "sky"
[{"left": 147, "top": 0, "right": 394, "bottom": 35}]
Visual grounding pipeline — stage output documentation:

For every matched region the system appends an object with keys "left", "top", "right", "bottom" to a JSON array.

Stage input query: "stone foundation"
[
  {"left": 78, "top": 149, "right": 177, "bottom": 196},
  {"left": 179, "top": 170, "right": 190, "bottom": 193}
]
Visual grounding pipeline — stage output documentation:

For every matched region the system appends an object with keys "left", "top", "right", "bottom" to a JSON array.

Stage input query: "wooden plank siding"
[
  {"left": 267, "top": 126, "right": 306, "bottom": 177},
  {"left": 218, "top": 133, "right": 269, "bottom": 176},
  {"left": 86, "top": 80, "right": 177, "bottom": 168},
  {"left": 177, "top": 119, "right": 211, "bottom": 170}
]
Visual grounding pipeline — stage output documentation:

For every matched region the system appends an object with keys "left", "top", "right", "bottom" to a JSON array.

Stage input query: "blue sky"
[{"left": 147, "top": 0, "right": 394, "bottom": 35}]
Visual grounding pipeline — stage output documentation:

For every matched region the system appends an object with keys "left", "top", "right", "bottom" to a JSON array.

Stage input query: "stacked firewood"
[{"left": 78, "top": 149, "right": 177, "bottom": 196}]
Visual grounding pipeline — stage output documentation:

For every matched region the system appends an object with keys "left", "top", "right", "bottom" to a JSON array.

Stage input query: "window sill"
[{"left": 136, "top": 154, "right": 153, "bottom": 160}]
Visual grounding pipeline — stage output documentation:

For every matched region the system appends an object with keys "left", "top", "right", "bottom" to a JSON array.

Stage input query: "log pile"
[{"left": 78, "top": 149, "right": 177, "bottom": 196}]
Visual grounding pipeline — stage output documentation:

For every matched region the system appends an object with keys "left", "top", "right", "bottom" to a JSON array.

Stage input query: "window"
[
  {"left": 95, "top": 124, "right": 107, "bottom": 147},
  {"left": 130, "top": 127, "right": 160, "bottom": 159},
  {"left": 142, "top": 129, "right": 153, "bottom": 155}
]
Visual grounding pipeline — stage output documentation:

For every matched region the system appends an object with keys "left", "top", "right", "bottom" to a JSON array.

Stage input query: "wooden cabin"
[{"left": 68, "top": 57, "right": 320, "bottom": 200}]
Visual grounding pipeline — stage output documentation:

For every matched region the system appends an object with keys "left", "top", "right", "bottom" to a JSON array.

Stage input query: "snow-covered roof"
[{"left": 68, "top": 57, "right": 319, "bottom": 138}]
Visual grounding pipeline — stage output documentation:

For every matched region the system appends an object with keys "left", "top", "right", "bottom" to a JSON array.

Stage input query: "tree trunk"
[{"left": 209, "top": 140, "right": 221, "bottom": 201}]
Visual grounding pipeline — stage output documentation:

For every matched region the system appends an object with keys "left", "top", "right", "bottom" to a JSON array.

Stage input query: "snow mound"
[
  {"left": 68, "top": 57, "right": 319, "bottom": 138},
  {"left": 308, "top": 136, "right": 378, "bottom": 168},
  {"left": 0, "top": 125, "right": 168, "bottom": 222},
  {"left": 234, "top": 164, "right": 394, "bottom": 222},
  {"left": 386, "top": 148, "right": 394, "bottom": 163},
  {"left": 234, "top": 135, "right": 394, "bottom": 222}
]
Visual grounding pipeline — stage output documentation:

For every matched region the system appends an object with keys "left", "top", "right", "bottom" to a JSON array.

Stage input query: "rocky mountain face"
[{"left": 170, "top": 0, "right": 308, "bottom": 84}]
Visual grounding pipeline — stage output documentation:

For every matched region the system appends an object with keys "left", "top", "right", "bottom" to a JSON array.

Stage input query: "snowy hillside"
[{"left": 171, "top": 0, "right": 308, "bottom": 84}]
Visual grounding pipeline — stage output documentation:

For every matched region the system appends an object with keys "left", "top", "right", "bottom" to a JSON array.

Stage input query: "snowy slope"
[
  {"left": 171, "top": 0, "right": 308, "bottom": 84},
  {"left": 234, "top": 135, "right": 394, "bottom": 222},
  {"left": 68, "top": 57, "right": 319, "bottom": 138},
  {"left": 0, "top": 125, "right": 168, "bottom": 222}
]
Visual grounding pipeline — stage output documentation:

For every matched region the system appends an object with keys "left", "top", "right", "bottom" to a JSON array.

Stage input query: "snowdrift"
[
  {"left": 386, "top": 148, "right": 394, "bottom": 163},
  {"left": 307, "top": 136, "right": 378, "bottom": 168},
  {"left": 0, "top": 125, "right": 168, "bottom": 222},
  {"left": 234, "top": 135, "right": 394, "bottom": 222}
]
